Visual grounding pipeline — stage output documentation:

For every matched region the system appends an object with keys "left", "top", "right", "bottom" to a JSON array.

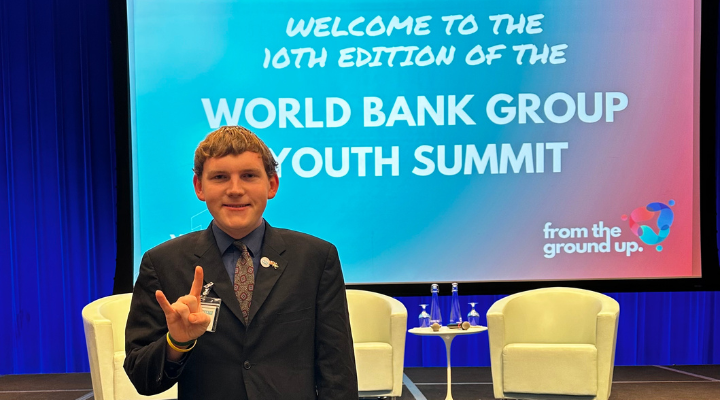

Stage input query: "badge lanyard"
[{"left": 200, "top": 282, "right": 222, "bottom": 332}]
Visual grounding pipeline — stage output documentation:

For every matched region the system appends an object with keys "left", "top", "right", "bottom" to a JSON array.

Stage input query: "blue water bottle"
[
  {"left": 449, "top": 282, "right": 462, "bottom": 325},
  {"left": 430, "top": 284, "right": 442, "bottom": 325}
]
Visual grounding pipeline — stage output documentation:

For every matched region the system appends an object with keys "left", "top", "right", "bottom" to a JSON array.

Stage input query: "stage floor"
[{"left": 1, "top": 365, "right": 719, "bottom": 399}]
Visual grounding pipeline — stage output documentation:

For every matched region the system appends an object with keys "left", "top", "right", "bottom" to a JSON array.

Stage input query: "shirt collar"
[{"left": 211, "top": 220, "right": 265, "bottom": 257}]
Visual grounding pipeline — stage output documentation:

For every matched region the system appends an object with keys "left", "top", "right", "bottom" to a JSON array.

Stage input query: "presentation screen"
[{"left": 127, "top": 0, "right": 702, "bottom": 284}]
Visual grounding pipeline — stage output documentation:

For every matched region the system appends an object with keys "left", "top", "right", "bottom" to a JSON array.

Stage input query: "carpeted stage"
[{"left": 1, "top": 365, "right": 719, "bottom": 400}]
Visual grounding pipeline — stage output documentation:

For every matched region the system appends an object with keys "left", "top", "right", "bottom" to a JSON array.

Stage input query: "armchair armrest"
[
  {"left": 486, "top": 297, "right": 509, "bottom": 399},
  {"left": 388, "top": 296, "right": 408, "bottom": 393},
  {"left": 596, "top": 297, "right": 620, "bottom": 400},
  {"left": 82, "top": 304, "right": 116, "bottom": 400}
]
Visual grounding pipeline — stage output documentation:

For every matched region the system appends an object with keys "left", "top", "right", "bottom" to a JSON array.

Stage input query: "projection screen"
[{"left": 127, "top": 0, "right": 703, "bottom": 284}]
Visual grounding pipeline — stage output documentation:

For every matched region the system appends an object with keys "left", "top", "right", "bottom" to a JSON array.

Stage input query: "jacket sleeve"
[
  {"left": 123, "top": 251, "right": 189, "bottom": 395},
  {"left": 314, "top": 244, "right": 359, "bottom": 399}
]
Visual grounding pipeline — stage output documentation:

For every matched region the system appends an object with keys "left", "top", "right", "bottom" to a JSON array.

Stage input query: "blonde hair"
[{"left": 193, "top": 126, "right": 278, "bottom": 178}]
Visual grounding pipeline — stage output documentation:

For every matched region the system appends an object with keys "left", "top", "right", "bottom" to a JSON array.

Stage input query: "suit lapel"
[
  {"left": 248, "top": 223, "right": 287, "bottom": 325},
  {"left": 194, "top": 226, "right": 246, "bottom": 325}
]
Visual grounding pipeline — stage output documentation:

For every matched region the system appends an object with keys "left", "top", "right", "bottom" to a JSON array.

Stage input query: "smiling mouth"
[{"left": 224, "top": 203, "right": 250, "bottom": 209}]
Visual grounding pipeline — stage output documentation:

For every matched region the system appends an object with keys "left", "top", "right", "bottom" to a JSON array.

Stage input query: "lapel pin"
[{"left": 261, "top": 257, "right": 279, "bottom": 269}]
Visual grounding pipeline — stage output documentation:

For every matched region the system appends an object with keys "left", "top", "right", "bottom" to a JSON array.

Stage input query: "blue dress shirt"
[{"left": 211, "top": 220, "right": 265, "bottom": 283}]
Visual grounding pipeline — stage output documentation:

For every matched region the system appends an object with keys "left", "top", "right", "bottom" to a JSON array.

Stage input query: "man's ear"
[
  {"left": 193, "top": 174, "right": 206, "bottom": 201},
  {"left": 268, "top": 174, "right": 279, "bottom": 199}
]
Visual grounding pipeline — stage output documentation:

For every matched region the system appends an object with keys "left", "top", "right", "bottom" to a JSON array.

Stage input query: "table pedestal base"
[
  {"left": 441, "top": 334, "right": 455, "bottom": 400},
  {"left": 407, "top": 326, "right": 487, "bottom": 400}
]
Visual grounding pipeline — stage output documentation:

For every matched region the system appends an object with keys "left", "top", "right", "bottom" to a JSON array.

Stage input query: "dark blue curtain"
[
  {"left": 0, "top": 0, "right": 115, "bottom": 374},
  {"left": 0, "top": 0, "right": 719, "bottom": 375}
]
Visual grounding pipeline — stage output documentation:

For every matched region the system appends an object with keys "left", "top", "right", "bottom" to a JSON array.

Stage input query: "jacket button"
[{"left": 243, "top": 360, "right": 251, "bottom": 370}]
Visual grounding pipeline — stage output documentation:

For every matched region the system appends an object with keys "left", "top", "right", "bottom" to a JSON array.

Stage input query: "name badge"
[{"left": 200, "top": 282, "right": 221, "bottom": 332}]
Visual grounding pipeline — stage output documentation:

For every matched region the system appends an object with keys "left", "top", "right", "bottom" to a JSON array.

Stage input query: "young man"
[{"left": 124, "top": 126, "right": 358, "bottom": 399}]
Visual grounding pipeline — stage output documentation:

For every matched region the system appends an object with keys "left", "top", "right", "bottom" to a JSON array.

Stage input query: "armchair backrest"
[
  {"left": 347, "top": 290, "right": 392, "bottom": 343},
  {"left": 98, "top": 294, "right": 133, "bottom": 352},
  {"left": 503, "top": 288, "right": 604, "bottom": 344}
]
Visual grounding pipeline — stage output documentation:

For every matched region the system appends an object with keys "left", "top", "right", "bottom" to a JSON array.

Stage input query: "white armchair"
[
  {"left": 82, "top": 293, "right": 177, "bottom": 400},
  {"left": 346, "top": 289, "right": 407, "bottom": 399},
  {"left": 487, "top": 287, "right": 619, "bottom": 400}
]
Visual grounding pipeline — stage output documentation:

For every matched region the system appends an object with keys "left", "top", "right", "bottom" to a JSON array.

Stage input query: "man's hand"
[{"left": 156, "top": 266, "right": 212, "bottom": 344}]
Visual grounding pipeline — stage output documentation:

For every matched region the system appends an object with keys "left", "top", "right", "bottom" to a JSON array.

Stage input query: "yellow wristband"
[{"left": 166, "top": 332, "right": 196, "bottom": 353}]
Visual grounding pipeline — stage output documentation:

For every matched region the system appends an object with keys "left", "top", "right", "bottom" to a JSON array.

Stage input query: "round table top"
[{"left": 408, "top": 325, "right": 487, "bottom": 336}]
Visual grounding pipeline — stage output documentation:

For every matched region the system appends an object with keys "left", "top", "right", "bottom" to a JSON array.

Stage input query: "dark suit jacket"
[{"left": 124, "top": 223, "right": 358, "bottom": 400}]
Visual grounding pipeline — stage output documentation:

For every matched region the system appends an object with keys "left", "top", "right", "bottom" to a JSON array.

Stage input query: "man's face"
[{"left": 193, "top": 152, "right": 279, "bottom": 239}]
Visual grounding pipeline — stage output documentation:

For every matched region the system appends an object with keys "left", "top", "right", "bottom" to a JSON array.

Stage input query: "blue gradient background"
[{"left": 130, "top": 0, "right": 699, "bottom": 283}]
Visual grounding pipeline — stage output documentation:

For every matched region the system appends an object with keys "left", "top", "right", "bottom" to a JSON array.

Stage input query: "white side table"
[{"left": 408, "top": 326, "right": 488, "bottom": 400}]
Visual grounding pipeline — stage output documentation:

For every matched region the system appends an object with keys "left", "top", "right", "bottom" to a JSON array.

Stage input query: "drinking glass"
[
  {"left": 467, "top": 302, "right": 481, "bottom": 326},
  {"left": 418, "top": 304, "right": 431, "bottom": 328}
]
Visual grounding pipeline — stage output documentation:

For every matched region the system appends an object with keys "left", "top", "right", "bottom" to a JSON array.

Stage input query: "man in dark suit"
[{"left": 124, "top": 126, "right": 358, "bottom": 399}]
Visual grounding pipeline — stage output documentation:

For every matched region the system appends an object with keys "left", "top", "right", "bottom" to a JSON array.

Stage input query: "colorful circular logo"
[{"left": 621, "top": 200, "right": 674, "bottom": 251}]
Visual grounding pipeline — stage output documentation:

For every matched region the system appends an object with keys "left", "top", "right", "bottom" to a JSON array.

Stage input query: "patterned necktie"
[{"left": 233, "top": 241, "right": 254, "bottom": 324}]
